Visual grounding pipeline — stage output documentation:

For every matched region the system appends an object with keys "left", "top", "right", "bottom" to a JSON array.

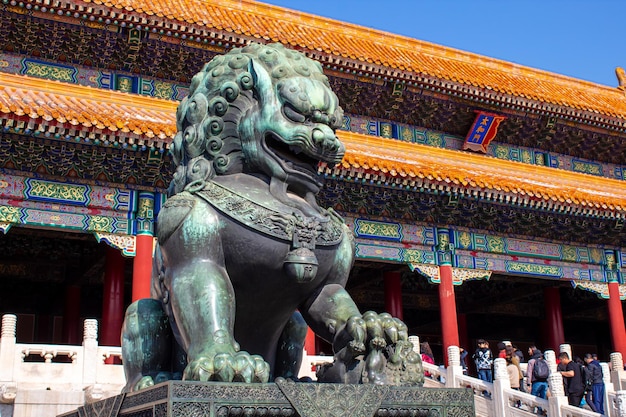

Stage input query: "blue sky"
[{"left": 261, "top": 0, "right": 625, "bottom": 87}]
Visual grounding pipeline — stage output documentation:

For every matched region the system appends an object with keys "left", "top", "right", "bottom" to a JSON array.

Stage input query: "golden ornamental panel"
[
  {"left": 94, "top": 233, "right": 136, "bottom": 257},
  {"left": 451, "top": 268, "right": 492, "bottom": 285},
  {"left": 408, "top": 263, "right": 440, "bottom": 284},
  {"left": 573, "top": 281, "right": 626, "bottom": 300},
  {"left": 28, "top": 180, "right": 86, "bottom": 203},
  {"left": 0, "top": 206, "right": 20, "bottom": 223}
]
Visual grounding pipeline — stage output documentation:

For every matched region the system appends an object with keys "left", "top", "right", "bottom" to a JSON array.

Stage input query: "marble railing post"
[
  {"left": 0, "top": 315, "right": 16, "bottom": 381},
  {"left": 0, "top": 314, "right": 17, "bottom": 403},
  {"left": 544, "top": 349, "right": 566, "bottom": 417},
  {"left": 610, "top": 352, "right": 625, "bottom": 390},
  {"left": 544, "top": 349, "right": 557, "bottom": 371},
  {"left": 408, "top": 335, "right": 420, "bottom": 355},
  {"left": 559, "top": 343, "right": 571, "bottom": 360},
  {"left": 547, "top": 371, "right": 567, "bottom": 417},
  {"left": 446, "top": 345, "right": 463, "bottom": 388},
  {"left": 492, "top": 358, "right": 509, "bottom": 417},
  {"left": 82, "top": 319, "right": 99, "bottom": 387},
  {"left": 616, "top": 390, "right": 626, "bottom": 417}
]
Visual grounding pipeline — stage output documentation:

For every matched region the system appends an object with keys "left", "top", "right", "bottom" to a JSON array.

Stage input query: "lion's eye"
[{"left": 283, "top": 104, "right": 306, "bottom": 123}]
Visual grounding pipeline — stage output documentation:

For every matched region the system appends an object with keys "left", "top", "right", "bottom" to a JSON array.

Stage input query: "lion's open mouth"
[{"left": 264, "top": 133, "right": 321, "bottom": 177}]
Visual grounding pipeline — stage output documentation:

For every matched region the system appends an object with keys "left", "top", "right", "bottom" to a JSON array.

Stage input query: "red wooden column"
[
  {"left": 132, "top": 235, "right": 154, "bottom": 301},
  {"left": 436, "top": 228, "right": 459, "bottom": 366},
  {"left": 543, "top": 286, "right": 565, "bottom": 351},
  {"left": 132, "top": 191, "right": 155, "bottom": 301},
  {"left": 384, "top": 271, "right": 404, "bottom": 320},
  {"left": 62, "top": 284, "right": 81, "bottom": 345},
  {"left": 605, "top": 249, "right": 626, "bottom": 359},
  {"left": 101, "top": 246, "right": 125, "bottom": 348},
  {"left": 608, "top": 281, "right": 626, "bottom": 359},
  {"left": 304, "top": 327, "right": 317, "bottom": 355}
]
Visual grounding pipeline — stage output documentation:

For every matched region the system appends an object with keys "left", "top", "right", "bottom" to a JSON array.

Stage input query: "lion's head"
[{"left": 169, "top": 43, "right": 345, "bottom": 206}]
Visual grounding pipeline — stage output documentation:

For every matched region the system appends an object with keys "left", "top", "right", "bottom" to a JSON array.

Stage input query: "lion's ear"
[{"left": 248, "top": 59, "right": 274, "bottom": 103}]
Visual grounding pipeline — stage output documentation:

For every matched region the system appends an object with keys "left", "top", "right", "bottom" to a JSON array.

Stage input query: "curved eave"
[
  {"left": 1, "top": 73, "right": 625, "bottom": 218},
  {"left": 0, "top": 73, "right": 177, "bottom": 146},
  {"left": 332, "top": 131, "right": 626, "bottom": 219}
]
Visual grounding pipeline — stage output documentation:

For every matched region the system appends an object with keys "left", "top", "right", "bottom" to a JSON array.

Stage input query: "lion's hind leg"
[
  {"left": 121, "top": 298, "right": 173, "bottom": 392},
  {"left": 273, "top": 311, "right": 308, "bottom": 380}
]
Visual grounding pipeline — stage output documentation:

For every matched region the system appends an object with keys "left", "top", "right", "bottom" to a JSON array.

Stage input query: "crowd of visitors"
[{"left": 462, "top": 339, "right": 608, "bottom": 414}]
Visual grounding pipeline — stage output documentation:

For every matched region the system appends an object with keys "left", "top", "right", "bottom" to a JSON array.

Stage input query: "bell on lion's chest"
[{"left": 283, "top": 247, "right": 319, "bottom": 283}]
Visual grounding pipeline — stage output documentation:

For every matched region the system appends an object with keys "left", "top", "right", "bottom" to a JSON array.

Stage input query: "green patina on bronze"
[{"left": 121, "top": 43, "right": 423, "bottom": 391}]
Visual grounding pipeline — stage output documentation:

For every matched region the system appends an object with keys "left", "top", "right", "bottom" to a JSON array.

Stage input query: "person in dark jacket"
[
  {"left": 472, "top": 339, "right": 493, "bottom": 382},
  {"left": 584, "top": 353, "right": 605, "bottom": 414},
  {"left": 558, "top": 352, "right": 585, "bottom": 407}
]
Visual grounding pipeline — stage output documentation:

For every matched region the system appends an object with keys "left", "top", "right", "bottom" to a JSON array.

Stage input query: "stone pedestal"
[{"left": 58, "top": 380, "right": 475, "bottom": 417}]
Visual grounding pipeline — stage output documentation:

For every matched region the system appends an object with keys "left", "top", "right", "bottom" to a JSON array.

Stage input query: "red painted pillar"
[
  {"left": 608, "top": 281, "right": 626, "bottom": 359},
  {"left": 543, "top": 286, "right": 565, "bottom": 352},
  {"left": 101, "top": 246, "right": 125, "bottom": 348},
  {"left": 436, "top": 228, "right": 459, "bottom": 366},
  {"left": 384, "top": 271, "right": 404, "bottom": 320},
  {"left": 439, "top": 264, "right": 459, "bottom": 366},
  {"left": 304, "top": 327, "right": 317, "bottom": 355},
  {"left": 62, "top": 284, "right": 81, "bottom": 345},
  {"left": 132, "top": 191, "right": 155, "bottom": 301},
  {"left": 132, "top": 234, "right": 154, "bottom": 301}
]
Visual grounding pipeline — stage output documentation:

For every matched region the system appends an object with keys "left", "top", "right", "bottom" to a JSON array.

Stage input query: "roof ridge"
[{"left": 84, "top": 0, "right": 621, "bottom": 91}]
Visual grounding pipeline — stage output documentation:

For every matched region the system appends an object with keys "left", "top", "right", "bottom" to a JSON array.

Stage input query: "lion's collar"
[{"left": 191, "top": 180, "right": 344, "bottom": 248}]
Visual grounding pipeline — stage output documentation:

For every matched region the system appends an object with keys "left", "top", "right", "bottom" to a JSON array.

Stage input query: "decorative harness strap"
[{"left": 193, "top": 180, "right": 344, "bottom": 248}]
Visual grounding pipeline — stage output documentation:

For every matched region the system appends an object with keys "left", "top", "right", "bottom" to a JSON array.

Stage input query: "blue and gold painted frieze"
[
  {"left": 1, "top": 173, "right": 134, "bottom": 212},
  {"left": 0, "top": 173, "right": 163, "bottom": 236},
  {"left": 345, "top": 214, "right": 615, "bottom": 282},
  {"left": 455, "top": 249, "right": 605, "bottom": 281},
  {"left": 348, "top": 216, "right": 436, "bottom": 246},
  {"left": 453, "top": 229, "right": 605, "bottom": 265},
  {"left": 354, "top": 219, "right": 402, "bottom": 241},
  {"left": 0, "top": 204, "right": 130, "bottom": 234},
  {"left": 0, "top": 52, "right": 189, "bottom": 101},
  {"left": 355, "top": 239, "right": 436, "bottom": 264},
  {"left": 21, "top": 59, "right": 78, "bottom": 83}
]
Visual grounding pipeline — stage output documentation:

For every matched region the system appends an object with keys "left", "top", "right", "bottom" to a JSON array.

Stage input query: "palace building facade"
[{"left": 0, "top": 0, "right": 625, "bottom": 409}]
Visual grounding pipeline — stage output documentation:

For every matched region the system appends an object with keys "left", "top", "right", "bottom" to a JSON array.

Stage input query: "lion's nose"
[{"left": 312, "top": 127, "right": 340, "bottom": 153}]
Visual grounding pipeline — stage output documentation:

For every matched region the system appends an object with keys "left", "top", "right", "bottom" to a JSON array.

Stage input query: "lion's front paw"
[{"left": 184, "top": 350, "right": 270, "bottom": 383}]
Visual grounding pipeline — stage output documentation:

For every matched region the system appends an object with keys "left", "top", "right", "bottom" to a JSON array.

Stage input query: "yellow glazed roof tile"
[
  {"left": 76, "top": 0, "right": 626, "bottom": 121},
  {"left": 2, "top": 73, "right": 626, "bottom": 214},
  {"left": 0, "top": 73, "right": 177, "bottom": 138}
]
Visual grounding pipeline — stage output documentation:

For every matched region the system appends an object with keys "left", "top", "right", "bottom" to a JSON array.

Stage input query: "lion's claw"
[{"left": 184, "top": 350, "right": 270, "bottom": 383}]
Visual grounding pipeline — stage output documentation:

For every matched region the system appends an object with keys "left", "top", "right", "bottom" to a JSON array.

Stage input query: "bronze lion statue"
[{"left": 121, "top": 43, "right": 422, "bottom": 390}]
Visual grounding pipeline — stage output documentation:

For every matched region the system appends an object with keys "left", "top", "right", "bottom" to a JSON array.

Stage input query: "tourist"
[
  {"left": 420, "top": 342, "right": 435, "bottom": 377},
  {"left": 558, "top": 352, "right": 585, "bottom": 407},
  {"left": 505, "top": 346, "right": 521, "bottom": 390},
  {"left": 506, "top": 346, "right": 523, "bottom": 391},
  {"left": 526, "top": 345, "right": 549, "bottom": 399},
  {"left": 497, "top": 342, "right": 507, "bottom": 359},
  {"left": 472, "top": 339, "right": 493, "bottom": 382},
  {"left": 584, "top": 353, "right": 605, "bottom": 414},
  {"left": 512, "top": 344, "right": 525, "bottom": 363},
  {"left": 459, "top": 347, "right": 469, "bottom": 375}
]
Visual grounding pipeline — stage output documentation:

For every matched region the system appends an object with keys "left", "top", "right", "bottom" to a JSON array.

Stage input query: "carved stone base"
[{"left": 58, "top": 380, "right": 475, "bottom": 417}]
